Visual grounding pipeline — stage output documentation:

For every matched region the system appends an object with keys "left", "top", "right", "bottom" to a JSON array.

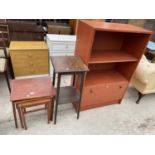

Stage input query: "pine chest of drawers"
[
  {"left": 9, "top": 41, "right": 49, "bottom": 78},
  {"left": 46, "top": 34, "right": 76, "bottom": 56}
]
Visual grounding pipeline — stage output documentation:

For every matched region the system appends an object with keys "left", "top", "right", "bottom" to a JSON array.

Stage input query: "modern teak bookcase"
[{"left": 74, "top": 20, "right": 152, "bottom": 110}]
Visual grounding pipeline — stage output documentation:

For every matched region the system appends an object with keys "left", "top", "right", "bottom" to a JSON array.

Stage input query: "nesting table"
[
  {"left": 51, "top": 56, "right": 89, "bottom": 124},
  {"left": 10, "top": 76, "right": 55, "bottom": 129}
]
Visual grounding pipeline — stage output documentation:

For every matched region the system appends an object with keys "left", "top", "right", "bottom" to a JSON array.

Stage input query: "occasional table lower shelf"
[{"left": 58, "top": 86, "right": 80, "bottom": 104}]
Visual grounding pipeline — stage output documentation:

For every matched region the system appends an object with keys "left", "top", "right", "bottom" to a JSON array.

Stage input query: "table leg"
[
  {"left": 17, "top": 106, "right": 24, "bottom": 128},
  {"left": 12, "top": 102, "right": 18, "bottom": 128},
  {"left": 54, "top": 73, "right": 61, "bottom": 124},
  {"left": 53, "top": 69, "right": 55, "bottom": 86},
  {"left": 72, "top": 73, "right": 76, "bottom": 86},
  {"left": 50, "top": 98, "right": 54, "bottom": 121},
  {"left": 77, "top": 72, "right": 85, "bottom": 119},
  {"left": 21, "top": 108, "right": 27, "bottom": 130},
  {"left": 47, "top": 102, "right": 50, "bottom": 124}
]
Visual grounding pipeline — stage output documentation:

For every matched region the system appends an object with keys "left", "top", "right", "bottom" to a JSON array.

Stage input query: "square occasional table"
[{"left": 51, "top": 56, "right": 89, "bottom": 124}]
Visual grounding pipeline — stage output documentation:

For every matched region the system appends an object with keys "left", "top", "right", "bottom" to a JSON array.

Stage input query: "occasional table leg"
[
  {"left": 53, "top": 69, "right": 55, "bottom": 86},
  {"left": 77, "top": 72, "right": 85, "bottom": 119},
  {"left": 72, "top": 73, "right": 76, "bottom": 86},
  {"left": 54, "top": 73, "right": 61, "bottom": 124},
  {"left": 50, "top": 98, "right": 54, "bottom": 121},
  {"left": 12, "top": 102, "right": 18, "bottom": 128}
]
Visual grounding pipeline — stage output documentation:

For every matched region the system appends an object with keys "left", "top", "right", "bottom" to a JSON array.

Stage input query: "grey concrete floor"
[{"left": 1, "top": 75, "right": 155, "bottom": 135}]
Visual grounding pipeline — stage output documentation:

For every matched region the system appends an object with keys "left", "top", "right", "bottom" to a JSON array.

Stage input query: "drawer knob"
[
  {"left": 29, "top": 62, "right": 33, "bottom": 66},
  {"left": 89, "top": 89, "right": 93, "bottom": 93},
  {"left": 28, "top": 53, "right": 32, "bottom": 57},
  {"left": 119, "top": 85, "right": 122, "bottom": 89}
]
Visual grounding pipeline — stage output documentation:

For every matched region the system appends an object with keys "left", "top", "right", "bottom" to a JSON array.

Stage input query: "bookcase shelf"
[
  {"left": 89, "top": 50, "right": 137, "bottom": 64},
  {"left": 85, "top": 70, "right": 128, "bottom": 87},
  {"left": 75, "top": 20, "right": 152, "bottom": 110}
]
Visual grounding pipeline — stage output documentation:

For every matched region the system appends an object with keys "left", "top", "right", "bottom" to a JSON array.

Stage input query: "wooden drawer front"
[
  {"left": 10, "top": 50, "right": 48, "bottom": 60},
  {"left": 50, "top": 42, "right": 75, "bottom": 51},
  {"left": 13, "top": 62, "right": 49, "bottom": 76},
  {"left": 82, "top": 82, "right": 128, "bottom": 106},
  {"left": 10, "top": 50, "right": 49, "bottom": 76}
]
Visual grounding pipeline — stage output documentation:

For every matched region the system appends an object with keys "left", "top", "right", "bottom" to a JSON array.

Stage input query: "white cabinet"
[
  {"left": 46, "top": 34, "right": 76, "bottom": 56},
  {"left": 46, "top": 34, "right": 76, "bottom": 76}
]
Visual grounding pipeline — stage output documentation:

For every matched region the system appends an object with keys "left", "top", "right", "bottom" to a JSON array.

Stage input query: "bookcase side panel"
[{"left": 75, "top": 20, "right": 95, "bottom": 64}]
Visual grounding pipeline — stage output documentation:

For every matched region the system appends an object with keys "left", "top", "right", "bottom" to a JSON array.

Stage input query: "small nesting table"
[
  {"left": 10, "top": 76, "right": 55, "bottom": 129},
  {"left": 51, "top": 56, "right": 89, "bottom": 124}
]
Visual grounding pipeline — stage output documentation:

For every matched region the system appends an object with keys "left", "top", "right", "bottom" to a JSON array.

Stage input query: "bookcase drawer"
[{"left": 82, "top": 82, "right": 128, "bottom": 106}]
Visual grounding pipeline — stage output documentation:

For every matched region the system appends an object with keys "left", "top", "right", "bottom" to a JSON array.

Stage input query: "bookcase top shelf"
[
  {"left": 82, "top": 20, "right": 152, "bottom": 34},
  {"left": 89, "top": 50, "right": 138, "bottom": 64}
]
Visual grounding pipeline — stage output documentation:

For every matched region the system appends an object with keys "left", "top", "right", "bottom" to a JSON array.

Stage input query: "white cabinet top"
[{"left": 46, "top": 34, "right": 76, "bottom": 42}]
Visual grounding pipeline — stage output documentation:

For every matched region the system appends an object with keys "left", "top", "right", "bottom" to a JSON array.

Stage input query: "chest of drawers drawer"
[
  {"left": 49, "top": 42, "right": 75, "bottom": 51},
  {"left": 10, "top": 50, "right": 49, "bottom": 76}
]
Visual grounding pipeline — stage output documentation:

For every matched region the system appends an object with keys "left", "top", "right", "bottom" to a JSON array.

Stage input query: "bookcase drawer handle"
[{"left": 89, "top": 89, "right": 93, "bottom": 93}]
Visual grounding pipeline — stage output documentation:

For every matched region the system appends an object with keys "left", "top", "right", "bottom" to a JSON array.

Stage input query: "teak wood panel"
[
  {"left": 80, "top": 20, "right": 152, "bottom": 34},
  {"left": 121, "top": 33, "right": 151, "bottom": 58},
  {"left": 89, "top": 50, "right": 137, "bottom": 64},
  {"left": 92, "top": 31, "right": 124, "bottom": 51},
  {"left": 75, "top": 20, "right": 152, "bottom": 111},
  {"left": 84, "top": 70, "right": 128, "bottom": 86},
  {"left": 88, "top": 63, "right": 115, "bottom": 71},
  {"left": 75, "top": 21, "right": 95, "bottom": 64},
  {"left": 81, "top": 81, "right": 128, "bottom": 108},
  {"left": 11, "top": 77, "right": 55, "bottom": 101}
]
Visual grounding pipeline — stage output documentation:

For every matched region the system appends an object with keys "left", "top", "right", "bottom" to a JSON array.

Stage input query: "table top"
[
  {"left": 51, "top": 56, "right": 89, "bottom": 73},
  {"left": 10, "top": 76, "right": 55, "bottom": 101},
  {"left": 46, "top": 34, "right": 76, "bottom": 42},
  {"left": 9, "top": 41, "right": 48, "bottom": 50},
  {"left": 147, "top": 41, "right": 155, "bottom": 51}
]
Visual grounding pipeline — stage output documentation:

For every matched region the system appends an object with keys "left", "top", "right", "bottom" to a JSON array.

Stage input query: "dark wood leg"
[
  {"left": 136, "top": 92, "right": 145, "bottom": 104},
  {"left": 47, "top": 102, "right": 50, "bottom": 124},
  {"left": 4, "top": 71, "right": 10, "bottom": 92},
  {"left": 77, "top": 72, "right": 85, "bottom": 119},
  {"left": 17, "top": 106, "right": 24, "bottom": 128},
  {"left": 45, "top": 104, "right": 48, "bottom": 109},
  {"left": 54, "top": 73, "right": 61, "bottom": 124},
  {"left": 72, "top": 73, "right": 76, "bottom": 86},
  {"left": 8, "top": 57, "right": 14, "bottom": 79},
  {"left": 21, "top": 108, "right": 27, "bottom": 130},
  {"left": 53, "top": 69, "right": 55, "bottom": 86},
  {"left": 12, "top": 102, "right": 18, "bottom": 128},
  {"left": 50, "top": 98, "right": 54, "bottom": 121},
  {"left": 23, "top": 108, "right": 26, "bottom": 113}
]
